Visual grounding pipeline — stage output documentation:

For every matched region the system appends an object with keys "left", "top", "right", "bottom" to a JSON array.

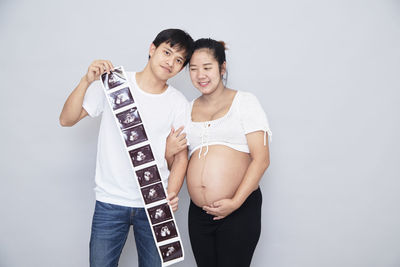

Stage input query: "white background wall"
[{"left": 1, "top": 0, "right": 399, "bottom": 266}]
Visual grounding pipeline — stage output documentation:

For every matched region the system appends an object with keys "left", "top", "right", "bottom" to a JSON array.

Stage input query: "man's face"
[{"left": 149, "top": 42, "right": 187, "bottom": 81}]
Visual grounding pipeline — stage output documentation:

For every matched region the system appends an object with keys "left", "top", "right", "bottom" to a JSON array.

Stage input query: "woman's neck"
[{"left": 200, "top": 83, "right": 228, "bottom": 106}]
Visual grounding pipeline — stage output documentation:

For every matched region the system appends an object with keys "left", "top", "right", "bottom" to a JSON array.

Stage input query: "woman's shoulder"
[{"left": 235, "top": 90, "right": 261, "bottom": 107}]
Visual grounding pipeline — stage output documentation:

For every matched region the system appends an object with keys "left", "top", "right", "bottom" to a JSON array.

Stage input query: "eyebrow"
[
  {"left": 163, "top": 46, "right": 185, "bottom": 61},
  {"left": 190, "top": 63, "right": 213, "bottom": 67},
  {"left": 164, "top": 47, "right": 173, "bottom": 53}
]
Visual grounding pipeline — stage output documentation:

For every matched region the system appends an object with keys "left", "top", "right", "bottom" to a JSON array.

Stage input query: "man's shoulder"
[{"left": 166, "top": 85, "right": 189, "bottom": 104}]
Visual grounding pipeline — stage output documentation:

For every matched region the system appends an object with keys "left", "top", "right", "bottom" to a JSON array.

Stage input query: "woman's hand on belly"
[
  {"left": 187, "top": 145, "right": 252, "bottom": 208},
  {"left": 202, "top": 198, "right": 240, "bottom": 220}
]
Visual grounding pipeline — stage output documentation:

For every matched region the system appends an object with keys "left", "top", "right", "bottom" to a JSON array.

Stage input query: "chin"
[
  {"left": 156, "top": 71, "right": 171, "bottom": 81},
  {"left": 198, "top": 87, "right": 215, "bottom": 95}
]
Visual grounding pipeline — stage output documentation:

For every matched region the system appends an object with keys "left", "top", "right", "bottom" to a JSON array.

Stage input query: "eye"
[
  {"left": 204, "top": 67, "right": 211, "bottom": 70},
  {"left": 164, "top": 50, "right": 170, "bottom": 55},
  {"left": 176, "top": 59, "right": 183, "bottom": 64},
  {"left": 189, "top": 68, "right": 197, "bottom": 72}
]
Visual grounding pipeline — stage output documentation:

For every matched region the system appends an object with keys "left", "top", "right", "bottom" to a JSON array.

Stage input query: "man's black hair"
[{"left": 152, "top": 29, "right": 194, "bottom": 66}]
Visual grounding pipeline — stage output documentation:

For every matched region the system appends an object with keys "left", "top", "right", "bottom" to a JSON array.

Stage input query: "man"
[{"left": 59, "top": 29, "right": 192, "bottom": 267}]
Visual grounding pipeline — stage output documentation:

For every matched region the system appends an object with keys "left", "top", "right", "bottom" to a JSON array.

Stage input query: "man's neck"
[{"left": 135, "top": 65, "right": 168, "bottom": 94}]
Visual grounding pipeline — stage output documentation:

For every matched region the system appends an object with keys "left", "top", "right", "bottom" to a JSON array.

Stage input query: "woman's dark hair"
[
  {"left": 193, "top": 38, "right": 227, "bottom": 72},
  {"left": 152, "top": 29, "right": 194, "bottom": 66}
]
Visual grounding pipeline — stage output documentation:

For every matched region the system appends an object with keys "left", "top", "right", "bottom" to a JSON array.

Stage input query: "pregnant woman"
[{"left": 167, "top": 38, "right": 272, "bottom": 267}]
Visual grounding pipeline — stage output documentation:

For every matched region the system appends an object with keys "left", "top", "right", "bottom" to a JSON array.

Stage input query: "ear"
[
  {"left": 149, "top": 43, "right": 157, "bottom": 58},
  {"left": 220, "top": 61, "right": 227, "bottom": 76}
]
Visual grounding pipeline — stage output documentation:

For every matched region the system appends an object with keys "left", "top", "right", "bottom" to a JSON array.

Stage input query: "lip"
[
  {"left": 161, "top": 65, "right": 172, "bottom": 73},
  {"left": 198, "top": 81, "right": 210, "bottom": 87}
]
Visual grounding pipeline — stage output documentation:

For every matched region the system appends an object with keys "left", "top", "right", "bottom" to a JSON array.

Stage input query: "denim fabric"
[{"left": 89, "top": 201, "right": 161, "bottom": 267}]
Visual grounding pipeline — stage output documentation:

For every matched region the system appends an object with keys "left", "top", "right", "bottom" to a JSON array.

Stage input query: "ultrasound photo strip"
[{"left": 100, "top": 66, "right": 184, "bottom": 266}]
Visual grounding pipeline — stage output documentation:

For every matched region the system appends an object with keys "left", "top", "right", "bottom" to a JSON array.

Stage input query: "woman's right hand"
[
  {"left": 165, "top": 126, "right": 187, "bottom": 159},
  {"left": 85, "top": 60, "right": 114, "bottom": 84}
]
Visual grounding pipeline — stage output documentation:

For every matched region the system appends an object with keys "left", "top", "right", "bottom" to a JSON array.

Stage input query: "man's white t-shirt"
[{"left": 83, "top": 72, "right": 189, "bottom": 207}]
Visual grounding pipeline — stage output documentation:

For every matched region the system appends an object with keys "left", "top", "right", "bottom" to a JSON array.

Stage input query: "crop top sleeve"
[{"left": 238, "top": 92, "right": 272, "bottom": 145}]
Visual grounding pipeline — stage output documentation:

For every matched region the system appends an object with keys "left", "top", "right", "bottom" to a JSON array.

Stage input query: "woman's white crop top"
[{"left": 187, "top": 91, "right": 272, "bottom": 158}]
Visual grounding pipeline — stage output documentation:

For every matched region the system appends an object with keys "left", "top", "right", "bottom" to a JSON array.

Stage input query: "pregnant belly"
[{"left": 187, "top": 145, "right": 252, "bottom": 207}]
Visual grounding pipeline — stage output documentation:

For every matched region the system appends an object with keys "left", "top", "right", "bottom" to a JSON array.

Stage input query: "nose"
[
  {"left": 166, "top": 57, "right": 174, "bottom": 67},
  {"left": 197, "top": 69, "right": 206, "bottom": 79}
]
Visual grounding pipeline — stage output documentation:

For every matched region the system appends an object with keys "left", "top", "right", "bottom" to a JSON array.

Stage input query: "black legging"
[{"left": 188, "top": 188, "right": 262, "bottom": 267}]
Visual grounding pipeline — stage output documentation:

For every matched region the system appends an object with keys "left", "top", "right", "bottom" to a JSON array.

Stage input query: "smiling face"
[
  {"left": 189, "top": 49, "right": 226, "bottom": 95},
  {"left": 148, "top": 42, "right": 187, "bottom": 81}
]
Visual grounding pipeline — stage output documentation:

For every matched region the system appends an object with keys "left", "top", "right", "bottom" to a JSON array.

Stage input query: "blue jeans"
[{"left": 89, "top": 201, "right": 161, "bottom": 267}]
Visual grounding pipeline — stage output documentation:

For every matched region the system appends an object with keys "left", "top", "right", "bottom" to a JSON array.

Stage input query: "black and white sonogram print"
[
  {"left": 101, "top": 67, "right": 126, "bottom": 90},
  {"left": 153, "top": 221, "right": 178, "bottom": 242},
  {"left": 135, "top": 165, "right": 161, "bottom": 187},
  {"left": 159, "top": 241, "right": 183, "bottom": 263},
  {"left": 141, "top": 182, "right": 166, "bottom": 205},
  {"left": 122, "top": 124, "right": 148, "bottom": 147},
  {"left": 108, "top": 87, "right": 134, "bottom": 110},
  {"left": 129, "top": 144, "right": 154, "bottom": 167},
  {"left": 116, "top": 107, "right": 141, "bottom": 130},
  {"left": 147, "top": 203, "right": 172, "bottom": 225}
]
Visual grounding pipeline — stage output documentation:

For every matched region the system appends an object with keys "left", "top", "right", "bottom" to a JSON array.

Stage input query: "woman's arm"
[
  {"left": 165, "top": 126, "right": 187, "bottom": 170},
  {"left": 203, "top": 131, "right": 270, "bottom": 220}
]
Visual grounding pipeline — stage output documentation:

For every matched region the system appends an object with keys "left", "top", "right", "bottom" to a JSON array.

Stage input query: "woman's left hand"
[{"left": 202, "top": 199, "right": 240, "bottom": 220}]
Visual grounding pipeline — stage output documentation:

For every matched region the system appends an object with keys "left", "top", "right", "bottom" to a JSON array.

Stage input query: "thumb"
[
  {"left": 170, "top": 126, "right": 175, "bottom": 134},
  {"left": 213, "top": 200, "right": 221, "bottom": 207}
]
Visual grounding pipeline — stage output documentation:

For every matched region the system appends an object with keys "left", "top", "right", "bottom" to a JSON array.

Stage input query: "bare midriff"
[{"left": 187, "top": 145, "right": 255, "bottom": 208}]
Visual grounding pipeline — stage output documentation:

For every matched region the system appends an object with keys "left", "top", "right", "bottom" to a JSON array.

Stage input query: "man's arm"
[
  {"left": 167, "top": 148, "right": 188, "bottom": 211},
  {"left": 59, "top": 60, "right": 114, "bottom": 127}
]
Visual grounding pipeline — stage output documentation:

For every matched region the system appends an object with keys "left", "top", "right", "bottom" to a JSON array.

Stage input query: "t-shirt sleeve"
[
  {"left": 82, "top": 80, "right": 105, "bottom": 118},
  {"left": 239, "top": 92, "right": 272, "bottom": 143}
]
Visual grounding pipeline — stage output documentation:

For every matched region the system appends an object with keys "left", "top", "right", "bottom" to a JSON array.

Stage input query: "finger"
[
  {"left": 103, "top": 62, "right": 110, "bottom": 74},
  {"left": 206, "top": 211, "right": 219, "bottom": 216},
  {"left": 106, "top": 60, "right": 114, "bottom": 71},
  {"left": 88, "top": 65, "right": 99, "bottom": 74},
  {"left": 171, "top": 204, "right": 178, "bottom": 212},
  {"left": 168, "top": 197, "right": 179, "bottom": 205},
  {"left": 213, "top": 216, "right": 224, "bottom": 220},
  {"left": 179, "top": 142, "right": 188, "bottom": 148},
  {"left": 213, "top": 201, "right": 222, "bottom": 207},
  {"left": 178, "top": 133, "right": 187, "bottom": 141},
  {"left": 95, "top": 63, "right": 107, "bottom": 74},
  {"left": 203, "top": 206, "right": 218, "bottom": 213},
  {"left": 174, "top": 126, "right": 184, "bottom": 137},
  {"left": 91, "top": 65, "right": 103, "bottom": 76},
  {"left": 91, "top": 66, "right": 100, "bottom": 77}
]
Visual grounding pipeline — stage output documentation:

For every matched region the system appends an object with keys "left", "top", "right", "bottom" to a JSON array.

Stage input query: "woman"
[{"left": 167, "top": 38, "right": 272, "bottom": 267}]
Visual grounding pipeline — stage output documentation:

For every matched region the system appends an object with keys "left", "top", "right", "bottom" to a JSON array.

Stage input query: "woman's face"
[{"left": 189, "top": 49, "right": 225, "bottom": 95}]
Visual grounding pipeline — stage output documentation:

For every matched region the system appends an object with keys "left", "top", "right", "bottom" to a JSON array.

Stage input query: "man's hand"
[
  {"left": 165, "top": 126, "right": 187, "bottom": 160},
  {"left": 202, "top": 199, "right": 240, "bottom": 220},
  {"left": 167, "top": 192, "right": 179, "bottom": 212},
  {"left": 85, "top": 60, "right": 114, "bottom": 84}
]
